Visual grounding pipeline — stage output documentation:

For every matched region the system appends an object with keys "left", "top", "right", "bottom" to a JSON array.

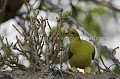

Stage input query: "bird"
[{"left": 66, "top": 27, "right": 95, "bottom": 73}]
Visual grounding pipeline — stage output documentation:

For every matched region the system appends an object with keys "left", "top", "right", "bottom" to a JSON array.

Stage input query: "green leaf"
[
  {"left": 50, "top": 26, "right": 65, "bottom": 35},
  {"left": 91, "top": 7, "right": 106, "bottom": 14},
  {"left": 113, "top": 65, "right": 120, "bottom": 74},
  {"left": 62, "top": 10, "right": 72, "bottom": 17},
  {"left": 1, "top": 44, "right": 12, "bottom": 56}
]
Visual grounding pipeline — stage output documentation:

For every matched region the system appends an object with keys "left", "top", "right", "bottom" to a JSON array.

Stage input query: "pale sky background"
[{"left": 0, "top": 0, "right": 120, "bottom": 70}]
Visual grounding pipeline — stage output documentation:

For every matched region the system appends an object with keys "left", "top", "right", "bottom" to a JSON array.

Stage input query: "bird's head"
[
  {"left": 66, "top": 27, "right": 79, "bottom": 37},
  {"left": 65, "top": 27, "right": 80, "bottom": 41}
]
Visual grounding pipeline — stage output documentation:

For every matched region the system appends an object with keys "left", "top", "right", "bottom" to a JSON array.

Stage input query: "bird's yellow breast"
[{"left": 69, "top": 40, "right": 94, "bottom": 68}]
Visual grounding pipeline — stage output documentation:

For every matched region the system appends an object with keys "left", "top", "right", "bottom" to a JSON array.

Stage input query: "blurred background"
[{"left": 0, "top": 0, "right": 120, "bottom": 73}]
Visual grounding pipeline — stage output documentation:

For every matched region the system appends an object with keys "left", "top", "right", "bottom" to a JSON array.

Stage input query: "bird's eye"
[{"left": 71, "top": 32, "right": 75, "bottom": 34}]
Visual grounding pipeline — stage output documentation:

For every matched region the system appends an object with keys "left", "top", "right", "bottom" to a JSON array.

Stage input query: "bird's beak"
[{"left": 65, "top": 27, "right": 70, "bottom": 35}]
